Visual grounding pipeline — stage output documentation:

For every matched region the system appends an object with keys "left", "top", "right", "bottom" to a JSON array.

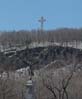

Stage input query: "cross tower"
[{"left": 38, "top": 16, "right": 46, "bottom": 31}]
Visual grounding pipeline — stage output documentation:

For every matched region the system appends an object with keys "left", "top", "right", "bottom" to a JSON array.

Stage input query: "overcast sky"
[{"left": 0, "top": 0, "right": 82, "bottom": 30}]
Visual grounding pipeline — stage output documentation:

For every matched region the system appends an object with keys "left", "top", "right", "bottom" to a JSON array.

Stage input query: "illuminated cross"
[{"left": 38, "top": 16, "right": 46, "bottom": 31}]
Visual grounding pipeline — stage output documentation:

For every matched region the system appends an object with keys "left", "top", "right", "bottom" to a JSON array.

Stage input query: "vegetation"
[
  {"left": 0, "top": 28, "right": 82, "bottom": 99},
  {"left": 0, "top": 28, "right": 82, "bottom": 48}
]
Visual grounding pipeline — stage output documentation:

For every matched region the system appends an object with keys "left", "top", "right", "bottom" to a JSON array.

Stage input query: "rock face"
[{"left": 0, "top": 46, "right": 82, "bottom": 71}]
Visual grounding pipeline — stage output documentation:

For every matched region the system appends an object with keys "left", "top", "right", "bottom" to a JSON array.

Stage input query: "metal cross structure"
[{"left": 38, "top": 16, "right": 46, "bottom": 31}]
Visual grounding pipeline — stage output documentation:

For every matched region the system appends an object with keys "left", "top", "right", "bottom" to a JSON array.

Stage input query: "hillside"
[{"left": 0, "top": 45, "right": 82, "bottom": 72}]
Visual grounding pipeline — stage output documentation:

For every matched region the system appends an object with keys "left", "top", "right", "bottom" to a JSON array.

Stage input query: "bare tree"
[{"left": 35, "top": 58, "right": 80, "bottom": 99}]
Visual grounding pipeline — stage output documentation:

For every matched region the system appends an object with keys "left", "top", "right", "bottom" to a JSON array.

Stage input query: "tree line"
[{"left": 0, "top": 28, "right": 82, "bottom": 48}]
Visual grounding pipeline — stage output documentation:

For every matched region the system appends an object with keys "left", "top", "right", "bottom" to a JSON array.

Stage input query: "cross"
[{"left": 38, "top": 16, "right": 46, "bottom": 31}]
